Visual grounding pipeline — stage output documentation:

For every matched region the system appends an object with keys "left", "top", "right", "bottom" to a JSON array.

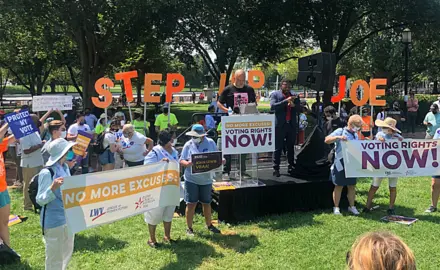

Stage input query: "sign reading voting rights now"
[{"left": 4, "top": 109, "right": 37, "bottom": 139}]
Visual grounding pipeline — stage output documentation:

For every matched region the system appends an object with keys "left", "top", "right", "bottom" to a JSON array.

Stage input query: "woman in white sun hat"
[
  {"left": 364, "top": 117, "right": 403, "bottom": 216},
  {"left": 36, "top": 138, "right": 77, "bottom": 270}
]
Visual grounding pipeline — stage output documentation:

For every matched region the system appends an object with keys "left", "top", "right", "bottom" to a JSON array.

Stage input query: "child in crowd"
[
  {"left": 364, "top": 118, "right": 403, "bottom": 215},
  {"left": 36, "top": 138, "right": 77, "bottom": 270},
  {"left": 325, "top": 115, "right": 362, "bottom": 215}
]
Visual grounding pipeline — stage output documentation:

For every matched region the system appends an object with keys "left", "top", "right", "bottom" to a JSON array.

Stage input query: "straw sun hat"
[{"left": 375, "top": 117, "right": 401, "bottom": 133}]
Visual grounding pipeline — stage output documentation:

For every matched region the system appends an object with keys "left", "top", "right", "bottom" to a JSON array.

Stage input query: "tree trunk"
[
  {"left": 136, "top": 69, "right": 142, "bottom": 106},
  {"left": 434, "top": 80, "right": 438, "bottom": 94}
]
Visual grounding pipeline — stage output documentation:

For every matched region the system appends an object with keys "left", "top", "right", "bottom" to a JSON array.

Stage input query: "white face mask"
[
  {"left": 171, "top": 139, "right": 177, "bottom": 146},
  {"left": 352, "top": 126, "right": 361, "bottom": 132},
  {"left": 61, "top": 131, "right": 67, "bottom": 139},
  {"left": 192, "top": 137, "right": 202, "bottom": 144},
  {"left": 326, "top": 116, "right": 332, "bottom": 121},
  {"left": 120, "top": 120, "right": 125, "bottom": 126}
]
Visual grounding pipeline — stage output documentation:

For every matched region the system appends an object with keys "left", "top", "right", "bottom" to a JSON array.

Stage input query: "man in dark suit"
[{"left": 270, "top": 79, "right": 300, "bottom": 177}]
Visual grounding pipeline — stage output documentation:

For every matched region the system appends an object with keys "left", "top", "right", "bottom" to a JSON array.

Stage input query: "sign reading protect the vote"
[
  {"left": 191, "top": 151, "right": 222, "bottom": 175},
  {"left": 4, "top": 109, "right": 37, "bottom": 139},
  {"left": 221, "top": 114, "right": 275, "bottom": 155}
]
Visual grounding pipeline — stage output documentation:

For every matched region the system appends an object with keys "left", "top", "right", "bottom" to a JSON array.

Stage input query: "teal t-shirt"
[{"left": 424, "top": 112, "right": 440, "bottom": 136}]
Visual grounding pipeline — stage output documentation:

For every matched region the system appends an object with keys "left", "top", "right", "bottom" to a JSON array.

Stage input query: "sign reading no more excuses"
[{"left": 221, "top": 114, "right": 275, "bottom": 155}]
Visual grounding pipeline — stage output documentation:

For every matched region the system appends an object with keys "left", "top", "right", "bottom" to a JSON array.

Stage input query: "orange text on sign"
[{"left": 331, "top": 76, "right": 386, "bottom": 106}]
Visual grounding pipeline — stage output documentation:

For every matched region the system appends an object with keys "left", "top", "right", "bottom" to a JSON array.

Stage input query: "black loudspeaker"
[{"left": 297, "top": 52, "right": 336, "bottom": 91}]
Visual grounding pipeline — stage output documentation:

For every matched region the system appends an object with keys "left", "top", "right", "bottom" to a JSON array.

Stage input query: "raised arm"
[{"left": 56, "top": 109, "right": 66, "bottom": 124}]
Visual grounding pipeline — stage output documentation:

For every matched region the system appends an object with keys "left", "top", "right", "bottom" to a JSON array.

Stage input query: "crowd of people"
[{"left": 0, "top": 69, "right": 435, "bottom": 269}]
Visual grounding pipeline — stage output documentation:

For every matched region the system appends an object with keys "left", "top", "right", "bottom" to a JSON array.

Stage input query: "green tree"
[
  {"left": 174, "top": 0, "right": 293, "bottom": 86},
  {"left": 288, "top": 0, "right": 440, "bottom": 102}
]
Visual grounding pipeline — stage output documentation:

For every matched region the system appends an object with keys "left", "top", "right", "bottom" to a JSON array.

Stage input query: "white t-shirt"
[
  {"left": 20, "top": 132, "right": 44, "bottom": 168},
  {"left": 103, "top": 132, "right": 117, "bottom": 149},
  {"left": 68, "top": 123, "right": 91, "bottom": 136},
  {"left": 85, "top": 114, "right": 98, "bottom": 130},
  {"left": 120, "top": 132, "right": 147, "bottom": 162}
]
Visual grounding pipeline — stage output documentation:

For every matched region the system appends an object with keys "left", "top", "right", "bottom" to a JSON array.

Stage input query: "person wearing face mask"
[
  {"left": 386, "top": 101, "right": 405, "bottom": 132},
  {"left": 364, "top": 118, "right": 403, "bottom": 215},
  {"left": 41, "top": 120, "right": 68, "bottom": 164},
  {"left": 39, "top": 109, "right": 66, "bottom": 142},
  {"left": 154, "top": 103, "right": 178, "bottom": 133},
  {"left": 67, "top": 113, "right": 92, "bottom": 174},
  {"left": 94, "top": 114, "right": 108, "bottom": 136},
  {"left": 99, "top": 119, "right": 121, "bottom": 171},
  {"left": 84, "top": 108, "right": 98, "bottom": 131},
  {"left": 180, "top": 124, "right": 221, "bottom": 236},
  {"left": 423, "top": 104, "right": 440, "bottom": 139},
  {"left": 132, "top": 108, "right": 149, "bottom": 136},
  {"left": 119, "top": 124, "right": 153, "bottom": 167},
  {"left": 323, "top": 105, "right": 345, "bottom": 137},
  {"left": 143, "top": 129, "right": 179, "bottom": 248},
  {"left": 325, "top": 115, "right": 362, "bottom": 215},
  {"left": 36, "top": 138, "right": 77, "bottom": 270},
  {"left": 20, "top": 114, "right": 46, "bottom": 211}
]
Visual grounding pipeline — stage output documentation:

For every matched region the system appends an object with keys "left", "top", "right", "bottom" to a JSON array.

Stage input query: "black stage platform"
[{"left": 212, "top": 169, "right": 338, "bottom": 223}]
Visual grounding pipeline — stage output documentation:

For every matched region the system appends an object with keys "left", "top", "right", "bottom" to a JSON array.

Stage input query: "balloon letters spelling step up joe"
[
  {"left": 92, "top": 70, "right": 266, "bottom": 108},
  {"left": 331, "top": 75, "right": 387, "bottom": 106}
]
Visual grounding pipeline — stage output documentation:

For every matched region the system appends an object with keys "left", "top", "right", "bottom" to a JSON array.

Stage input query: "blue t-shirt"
[
  {"left": 329, "top": 128, "right": 358, "bottom": 161},
  {"left": 144, "top": 145, "right": 178, "bottom": 165},
  {"left": 180, "top": 137, "right": 217, "bottom": 185},
  {"left": 205, "top": 114, "right": 216, "bottom": 129}
]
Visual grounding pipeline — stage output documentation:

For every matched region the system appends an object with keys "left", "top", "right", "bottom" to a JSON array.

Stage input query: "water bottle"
[{"left": 228, "top": 107, "right": 233, "bottom": 116}]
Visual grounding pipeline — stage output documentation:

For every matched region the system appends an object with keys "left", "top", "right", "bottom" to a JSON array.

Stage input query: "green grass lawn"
[{"left": 3, "top": 176, "right": 440, "bottom": 270}]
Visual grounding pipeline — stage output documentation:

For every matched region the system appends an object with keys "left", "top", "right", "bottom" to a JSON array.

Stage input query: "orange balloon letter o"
[{"left": 350, "top": 80, "right": 370, "bottom": 107}]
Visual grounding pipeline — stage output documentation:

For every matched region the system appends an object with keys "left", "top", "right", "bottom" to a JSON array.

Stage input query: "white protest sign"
[
  {"left": 221, "top": 114, "right": 275, "bottom": 155},
  {"left": 61, "top": 161, "right": 180, "bottom": 234},
  {"left": 32, "top": 95, "right": 73, "bottom": 112},
  {"left": 342, "top": 139, "right": 440, "bottom": 177}
]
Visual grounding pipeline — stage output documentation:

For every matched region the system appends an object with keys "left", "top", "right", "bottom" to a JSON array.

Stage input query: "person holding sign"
[
  {"left": 325, "top": 115, "right": 362, "bottom": 215},
  {"left": 36, "top": 138, "right": 76, "bottom": 270},
  {"left": 120, "top": 124, "right": 153, "bottom": 167},
  {"left": 132, "top": 108, "right": 149, "bottom": 136},
  {"left": 20, "top": 114, "right": 45, "bottom": 211},
  {"left": 364, "top": 118, "right": 403, "bottom": 215},
  {"left": 154, "top": 103, "right": 178, "bottom": 132},
  {"left": 425, "top": 127, "right": 440, "bottom": 213},
  {"left": 67, "top": 113, "right": 92, "bottom": 174},
  {"left": 143, "top": 130, "right": 179, "bottom": 248},
  {"left": 0, "top": 122, "right": 15, "bottom": 248},
  {"left": 180, "top": 124, "right": 221, "bottom": 236}
]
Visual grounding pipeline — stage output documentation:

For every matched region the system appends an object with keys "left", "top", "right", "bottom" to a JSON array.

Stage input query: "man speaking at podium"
[
  {"left": 218, "top": 69, "right": 256, "bottom": 179},
  {"left": 270, "top": 79, "right": 300, "bottom": 177}
]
